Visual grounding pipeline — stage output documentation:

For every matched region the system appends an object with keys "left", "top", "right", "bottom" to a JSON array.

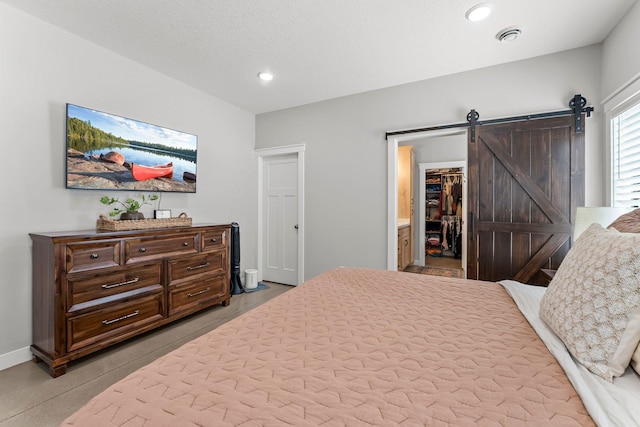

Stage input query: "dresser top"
[{"left": 30, "top": 223, "right": 232, "bottom": 241}]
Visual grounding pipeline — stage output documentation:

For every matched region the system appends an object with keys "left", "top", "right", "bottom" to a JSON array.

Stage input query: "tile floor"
[
  {"left": 0, "top": 282, "right": 292, "bottom": 427},
  {"left": 424, "top": 255, "right": 463, "bottom": 270}
]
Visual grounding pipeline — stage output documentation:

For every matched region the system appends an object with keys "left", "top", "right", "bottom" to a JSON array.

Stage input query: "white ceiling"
[{"left": 2, "top": 0, "right": 637, "bottom": 114}]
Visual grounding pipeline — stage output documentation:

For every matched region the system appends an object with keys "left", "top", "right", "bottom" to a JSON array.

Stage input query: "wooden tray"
[{"left": 96, "top": 214, "right": 192, "bottom": 231}]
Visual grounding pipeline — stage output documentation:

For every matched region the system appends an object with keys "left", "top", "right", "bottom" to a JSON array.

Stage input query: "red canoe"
[{"left": 131, "top": 162, "right": 173, "bottom": 181}]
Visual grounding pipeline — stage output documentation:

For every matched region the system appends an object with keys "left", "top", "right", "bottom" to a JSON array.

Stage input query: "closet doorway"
[
  {"left": 389, "top": 129, "right": 467, "bottom": 272},
  {"left": 418, "top": 162, "right": 466, "bottom": 276}
]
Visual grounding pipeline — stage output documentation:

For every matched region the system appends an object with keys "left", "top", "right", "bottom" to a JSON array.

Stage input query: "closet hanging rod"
[{"left": 385, "top": 94, "right": 593, "bottom": 141}]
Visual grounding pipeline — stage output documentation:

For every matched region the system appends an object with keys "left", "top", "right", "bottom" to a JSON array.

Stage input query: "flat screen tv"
[{"left": 66, "top": 103, "right": 197, "bottom": 193}]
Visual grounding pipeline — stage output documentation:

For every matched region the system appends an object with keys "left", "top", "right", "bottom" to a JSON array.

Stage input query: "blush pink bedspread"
[{"left": 62, "top": 268, "right": 594, "bottom": 426}]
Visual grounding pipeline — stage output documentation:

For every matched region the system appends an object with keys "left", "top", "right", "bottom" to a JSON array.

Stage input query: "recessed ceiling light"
[
  {"left": 465, "top": 3, "right": 491, "bottom": 22},
  {"left": 258, "top": 71, "right": 274, "bottom": 82},
  {"left": 496, "top": 27, "right": 521, "bottom": 42}
]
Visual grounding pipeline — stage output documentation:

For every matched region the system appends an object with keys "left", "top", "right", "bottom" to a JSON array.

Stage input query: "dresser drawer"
[
  {"left": 67, "top": 293, "right": 164, "bottom": 352},
  {"left": 124, "top": 233, "right": 198, "bottom": 264},
  {"left": 67, "top": 263, "right": 162, "bottom": 313},
  {"left": 66, "top": 241, "right": 121, "bottom": 273},
  {"left": 168, "top": 251, "right": 226, "bottom": 283},
  {"left": 202, "top": 229, "right": 227, "bottom": 251},
  {"left": 168, "top": 275, "right": 226, "bottom": 316}
]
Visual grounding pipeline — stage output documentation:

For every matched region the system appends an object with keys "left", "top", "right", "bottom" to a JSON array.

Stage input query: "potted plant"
[{"left": 100, "top": 193, "right": 159, "bottom": 220}]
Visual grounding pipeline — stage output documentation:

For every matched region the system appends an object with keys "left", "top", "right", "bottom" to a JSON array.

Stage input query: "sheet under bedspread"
[{"left": 62, "top": 268, "right": 594, "bottom": 426}]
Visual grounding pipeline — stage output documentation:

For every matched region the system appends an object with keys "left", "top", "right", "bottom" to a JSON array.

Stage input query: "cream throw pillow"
[{"left": 539, "top": 223, "right": 640, "bottom": 381}]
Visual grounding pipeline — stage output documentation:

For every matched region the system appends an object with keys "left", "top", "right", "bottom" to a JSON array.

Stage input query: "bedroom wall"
[
  {"left": 601, "top": 0, "right": 640, "bottom": 101},
  {"left": 0, "top": 4, "right": 257, "bottom": 370},
  {"left": 256, "top": 45, "right": 604, "bottom": 280},
  {"left": 410, "top": 134, "right": 467, "bottom": 165}
]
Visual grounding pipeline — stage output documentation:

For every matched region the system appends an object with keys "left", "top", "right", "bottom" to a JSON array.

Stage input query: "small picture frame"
[{"left": 154, "top": 209, "right": 172, "bottom": 219}]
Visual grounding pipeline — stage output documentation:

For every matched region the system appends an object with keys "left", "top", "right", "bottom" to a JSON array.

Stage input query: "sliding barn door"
[{"left": 467, "top": 115, "right": 584, "bottom": 285}]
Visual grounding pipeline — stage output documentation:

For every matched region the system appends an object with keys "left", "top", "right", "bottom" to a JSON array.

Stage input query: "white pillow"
[{"left": 539, "top": 223, "right": 640, "bottom": 381}]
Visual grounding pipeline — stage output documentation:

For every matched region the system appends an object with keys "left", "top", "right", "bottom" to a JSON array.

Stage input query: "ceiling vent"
[{"left": 496, "top": 27, "right": 521, "bottom": 42}]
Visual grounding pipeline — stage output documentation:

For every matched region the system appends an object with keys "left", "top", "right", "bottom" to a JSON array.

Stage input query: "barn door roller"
[{"left": 569, "top": 94, "right": 588, "bottom": 133}]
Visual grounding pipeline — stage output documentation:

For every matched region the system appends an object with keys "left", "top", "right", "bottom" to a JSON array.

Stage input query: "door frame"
[
  {"left": 418, "top": 161, "right": 467, "bottom": 275},
  {"left": 255, "top": 144, "right": 305, "bottom": 285},
  {"left": 387, "top": 129, "right": 467, "bottom": 271}
]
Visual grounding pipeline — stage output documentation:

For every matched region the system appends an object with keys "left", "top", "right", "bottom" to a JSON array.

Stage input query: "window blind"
[{"left": 612, "top": 101, "right": 640, "bottom": 208}]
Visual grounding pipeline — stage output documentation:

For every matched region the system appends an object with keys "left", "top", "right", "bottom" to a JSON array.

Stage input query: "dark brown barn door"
[{"left": 467, "top": 115, "right": 585, "bottom": 285}]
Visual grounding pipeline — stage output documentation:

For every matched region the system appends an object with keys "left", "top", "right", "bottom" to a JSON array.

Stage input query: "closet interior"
[{"left": 425, "top": 168, "right": 463, "bottom": 267}]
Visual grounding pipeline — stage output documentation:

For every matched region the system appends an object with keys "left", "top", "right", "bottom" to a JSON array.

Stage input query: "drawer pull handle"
[
  {"left": 139, "top": 247, "right": 146, "bottom": 253},
  {"left": 90, "top": 253, "right": 99, "bottom": 259},
  {"left": 102, "top": 310, "right": 140, "bottom": 325},
  {"left": 188, "top": 287, "right": 211, "bottom": 298},
  {"left": 187, "top": 262, "right": 210, "bottom": 271},
  {"left": 211, "top": 238, "right": 217, "bottom": 243},
  {"left": 102, "top": 277, "right": 140, "bottom": 289},
  {"left": 183, "top": 242, "right": 189, "bottom": 246}
]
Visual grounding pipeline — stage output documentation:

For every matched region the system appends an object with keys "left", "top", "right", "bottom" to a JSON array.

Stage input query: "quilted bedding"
[{"left": 62, "top": 268, "right": 594, "bottom": 426}]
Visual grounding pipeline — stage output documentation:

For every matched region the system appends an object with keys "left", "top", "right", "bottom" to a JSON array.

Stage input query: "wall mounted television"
[{"left": 66, "top": 103, "right": 197, "bottom": 193}]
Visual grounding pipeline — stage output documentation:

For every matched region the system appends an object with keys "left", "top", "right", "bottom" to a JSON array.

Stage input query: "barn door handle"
[{"left": 470, "top": 212, "right": 475, "bottom": 242}]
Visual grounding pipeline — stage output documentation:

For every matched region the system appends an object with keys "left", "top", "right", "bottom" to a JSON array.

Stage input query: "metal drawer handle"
[
  {"left": 102, "top": 310, "right": 140, "bottom": 325},
  {"left": 102, "top": 277, "right": 140, "bottom": 289},
  {"left": 188, "top": 287, "right": 210, "bottom": 298},
  {"left": 90, "top": 253, "right": 99, "bottom": 259},
  {"left": 211, "top": 238, "right": 217, "bottom": 243},
  {"left": 187, "top": 262, "right": 210, "bottom": 271},
  {"left": 139, "top": 247, "right": 146, "bottom": 253},
  {"left": 183, "top": 242, "right": 189, "bottom": 246}
]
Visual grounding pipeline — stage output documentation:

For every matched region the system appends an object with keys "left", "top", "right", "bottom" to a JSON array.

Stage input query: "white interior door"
[{"left": 263, "top": 154, "right": 298, "bottom": 285}]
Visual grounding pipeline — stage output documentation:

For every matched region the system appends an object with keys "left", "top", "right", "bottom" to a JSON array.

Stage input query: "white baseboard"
[{"left": 0, "top": 346, "right": 32, "bottom": 372}]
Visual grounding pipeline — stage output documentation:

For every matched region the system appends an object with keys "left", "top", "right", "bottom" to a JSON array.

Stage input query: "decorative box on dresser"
[{"left": 30, "top": 224, "right": 231, "bottom": 377}]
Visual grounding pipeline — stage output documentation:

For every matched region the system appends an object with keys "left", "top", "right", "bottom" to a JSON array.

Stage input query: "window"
[{"left": 611, "top": 100, "right": 640, "bottom": 208}]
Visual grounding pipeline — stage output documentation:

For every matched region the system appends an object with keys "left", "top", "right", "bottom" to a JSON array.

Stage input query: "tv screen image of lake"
[
  {"left": 66, "top": 104, "right": 197, "bottom": 191},
  {"left": 89, "top": 146, "right": 195, "bottom": 183}
]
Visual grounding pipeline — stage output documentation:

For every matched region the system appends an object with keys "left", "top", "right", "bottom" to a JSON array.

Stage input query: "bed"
[{"left": 62, "top": 218, "right": 640, "bottom": 426}]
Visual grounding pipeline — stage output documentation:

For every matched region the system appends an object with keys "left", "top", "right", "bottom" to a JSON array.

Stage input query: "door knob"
[{"left": 294, "top": 224, "right": 299, "bottom": 229}]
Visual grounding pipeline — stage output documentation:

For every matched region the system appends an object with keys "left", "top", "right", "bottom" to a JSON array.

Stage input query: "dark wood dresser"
[{"left": 30, "top": 224, "right": 231, "bottom": 377}]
